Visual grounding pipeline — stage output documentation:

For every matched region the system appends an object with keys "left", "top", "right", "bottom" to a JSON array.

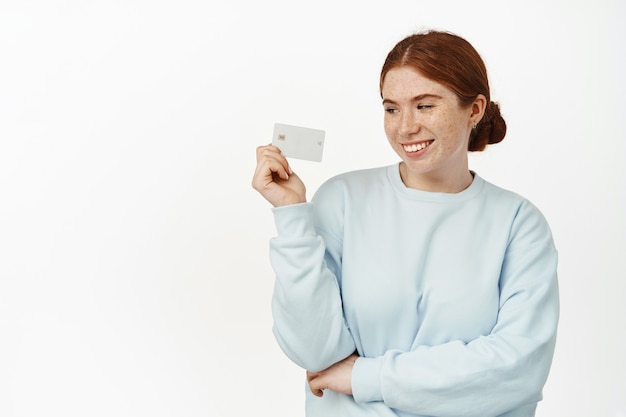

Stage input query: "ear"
[{"left": 470, "top": 94, "right": 487, "bottom": 126}]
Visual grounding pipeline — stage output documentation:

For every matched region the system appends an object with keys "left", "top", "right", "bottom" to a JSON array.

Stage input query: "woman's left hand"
[{"left": 306, "top": 353, "right": 359, "bottom": 397}]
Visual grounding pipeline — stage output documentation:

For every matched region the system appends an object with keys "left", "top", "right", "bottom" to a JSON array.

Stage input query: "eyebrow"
[{"left": 382, "top": 94, "right": 443, "bottom": 105}]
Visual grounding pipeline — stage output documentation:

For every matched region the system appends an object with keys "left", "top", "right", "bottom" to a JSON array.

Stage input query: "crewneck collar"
[{"left": 387, "top": 163, "right": 484, "bottom": 202}]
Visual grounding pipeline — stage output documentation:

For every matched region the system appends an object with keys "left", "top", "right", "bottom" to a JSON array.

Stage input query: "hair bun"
[{"left": 469, "top": 101, "right": 507, "bottom": 151}]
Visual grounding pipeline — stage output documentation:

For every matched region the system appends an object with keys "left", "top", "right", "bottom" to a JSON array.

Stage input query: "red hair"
[{"left": 380, "top": 31, "right": 506, "bottom": 151}]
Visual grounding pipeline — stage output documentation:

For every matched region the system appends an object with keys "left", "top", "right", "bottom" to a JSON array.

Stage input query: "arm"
[
  {"left": 349, "top": 200, "right": 559, "bottom": 417},
  {"left": 252, "top": 145, "right": 355, "bottom": 372},
  {"left": 269, "top": 202, "right": 356, "bottom": 372}
]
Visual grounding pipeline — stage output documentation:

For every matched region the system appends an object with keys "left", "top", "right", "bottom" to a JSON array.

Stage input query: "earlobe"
[{"left": 471, "top": 94, "right": 487, "bottom": 125}]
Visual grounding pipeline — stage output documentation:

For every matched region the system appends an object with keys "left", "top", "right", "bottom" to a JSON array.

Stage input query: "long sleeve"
[
  {"left": 351, "top": 199, "right": 559, "bottom": 417},
  {"left": 269, "top": 202, "right": 356, "bottom": 372},
  {"left": 265, "top": 165, "right": 559, "bottom": 417}
]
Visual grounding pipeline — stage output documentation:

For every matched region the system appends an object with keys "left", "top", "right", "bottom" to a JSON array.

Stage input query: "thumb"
[{"left": 306, "top": 371, "right": 326, "bottom": 398}]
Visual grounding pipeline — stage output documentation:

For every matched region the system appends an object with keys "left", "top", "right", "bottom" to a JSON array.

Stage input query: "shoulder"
[
  {"left": 319, "top": 165, "right": 389, "bottom": 189},
  {"left": 477, "top": 176, "right": 525, "bottom": 205},
  {"left": 312, "top": 165, "right": 390, "bottom": 202},
  {"left": 308, "top": 165, "right": 390, "bottom": 240},
  {"left": 477, "top": 176, "right": 554, "bottom": 249},
  {"left": 478, "top": 177, "right": 541, "bottom": 218}
]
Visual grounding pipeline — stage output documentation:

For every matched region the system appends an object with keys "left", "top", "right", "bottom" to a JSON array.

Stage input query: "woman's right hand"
[{"left": 252, "top": 144, "right": 306, "bottom": 207}]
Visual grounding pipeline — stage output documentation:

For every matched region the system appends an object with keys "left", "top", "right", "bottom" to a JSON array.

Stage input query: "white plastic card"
[{"left": 272, "top": 123, "right": 325, "bottom": 162}]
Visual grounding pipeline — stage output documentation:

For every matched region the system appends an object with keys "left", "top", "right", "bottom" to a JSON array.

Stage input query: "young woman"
[{"left": 252, "top": 30, "right": 559, "bottom": 417}]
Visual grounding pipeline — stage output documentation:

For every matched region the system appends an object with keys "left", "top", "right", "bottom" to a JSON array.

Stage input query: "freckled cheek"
[{"left": 383, "top": 119, "right": 397, "bottom": 141}]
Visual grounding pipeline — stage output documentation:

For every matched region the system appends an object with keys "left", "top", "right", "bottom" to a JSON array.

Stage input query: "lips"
[{"left": 403, "top": 140, "right": 433, "bottom": 153}]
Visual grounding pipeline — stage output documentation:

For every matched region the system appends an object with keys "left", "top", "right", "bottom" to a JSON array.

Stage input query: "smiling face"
[{"left": 382, "top": 66, "right": 485, "bottom": 192}]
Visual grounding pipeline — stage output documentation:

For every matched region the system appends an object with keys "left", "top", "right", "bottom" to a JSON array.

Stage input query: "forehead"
[{"left": 381, "top": 67, "right": 456, "bottom": 100}]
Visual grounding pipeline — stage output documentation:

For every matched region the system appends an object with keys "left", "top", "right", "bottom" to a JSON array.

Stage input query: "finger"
[
  {"left": 307, "top": 374, "right": 326, "bottom": 398},
  {"left": 255, "top": 144, "right": 278, "bottom": 159},
  {"left": 255, "top": 144, "right": 284, "bottom": 166},
  {"left": 306, "top": 371, "right": 313, "bottom": 381},
  {"left": 256, "top": 145, "right": 292, "bottom": 175},
  {"left": 253, "top": 152, "right": 290, "bottom": 185}
]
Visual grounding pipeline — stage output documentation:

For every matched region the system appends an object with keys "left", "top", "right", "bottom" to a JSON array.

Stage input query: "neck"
[{"left": 399, "top": 163, "right": 474, "bottom": 193}]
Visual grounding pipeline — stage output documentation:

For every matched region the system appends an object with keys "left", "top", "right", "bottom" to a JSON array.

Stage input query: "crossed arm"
[{"left": 306, "top": 352, "right": 359, "bottom": 397}]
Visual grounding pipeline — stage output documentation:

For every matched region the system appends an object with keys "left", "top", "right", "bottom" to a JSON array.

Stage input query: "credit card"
[{"left": 272, "top": 123, "right": 325, "bottom": 162}]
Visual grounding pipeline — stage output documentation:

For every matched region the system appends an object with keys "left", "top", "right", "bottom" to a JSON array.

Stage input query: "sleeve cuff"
[
  {"left": 272, "top": 203, "right": 317, "bottom": 238},
  {"left": 352, "top": 356, "right": 384, "bottom": 403}
]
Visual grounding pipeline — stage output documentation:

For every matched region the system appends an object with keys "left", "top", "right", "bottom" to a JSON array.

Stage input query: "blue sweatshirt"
[{"left": 269, "top": 164, "right": 559, "bottom": 417}]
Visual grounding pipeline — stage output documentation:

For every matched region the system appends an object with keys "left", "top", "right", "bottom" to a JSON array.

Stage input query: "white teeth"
[{"left": 403, "top": 141, "right": 432, "bottom": 152}]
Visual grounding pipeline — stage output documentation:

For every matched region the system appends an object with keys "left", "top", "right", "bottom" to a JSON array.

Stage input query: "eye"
[
  {"left": 417, "top": 104, "right": 433, "bottom": 110},
  {"left": 384, "top": 107, "right": 398, "bottom": 114}
]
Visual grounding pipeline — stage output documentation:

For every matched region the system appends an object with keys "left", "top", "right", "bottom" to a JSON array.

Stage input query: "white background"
[{"left": 1, "top": 1, "right": 624, "bottom": 416}]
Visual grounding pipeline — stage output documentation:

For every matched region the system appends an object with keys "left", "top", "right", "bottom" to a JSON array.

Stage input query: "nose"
[{"left": 398, "top": 111, "right": 420, "bottom": 137}]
